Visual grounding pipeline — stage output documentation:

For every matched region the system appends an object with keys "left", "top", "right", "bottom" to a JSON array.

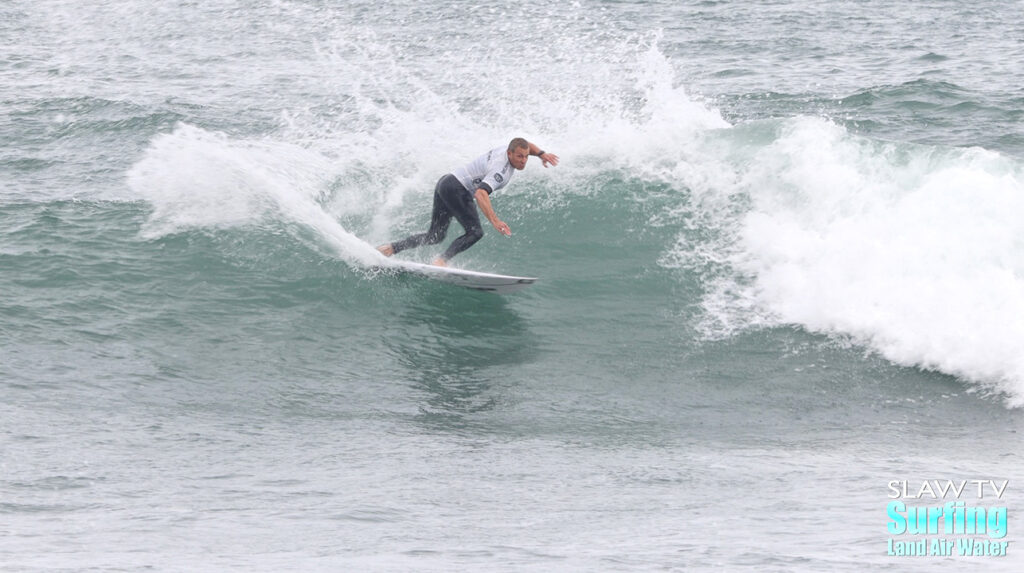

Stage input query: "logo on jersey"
[{"left": 494, "top": 173, "right": 504, "bottom": 183}]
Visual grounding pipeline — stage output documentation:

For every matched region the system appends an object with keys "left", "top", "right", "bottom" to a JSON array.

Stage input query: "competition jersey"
[{"left": 451, "top": 147, "right": 515, "bottom": 195}]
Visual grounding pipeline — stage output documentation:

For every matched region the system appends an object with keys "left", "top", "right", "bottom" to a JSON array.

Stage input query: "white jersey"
[{"left": 451, "top": 147, "right": 515, "bottom": 196}]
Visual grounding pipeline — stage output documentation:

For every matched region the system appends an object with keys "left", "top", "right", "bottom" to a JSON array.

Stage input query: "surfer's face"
[{"left": 508, "top": 146, "right": 530, "bottom": 170}]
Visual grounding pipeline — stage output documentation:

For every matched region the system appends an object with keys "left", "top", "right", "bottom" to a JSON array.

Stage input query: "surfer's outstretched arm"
[
  {"left": 474, "top": 188, "right": 511, "bottom": 236},
  {"left": 525, "top": 141, "right": 559, "bottom": 168}
]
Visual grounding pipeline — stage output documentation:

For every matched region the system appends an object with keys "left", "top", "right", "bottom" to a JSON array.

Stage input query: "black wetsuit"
[{"left": 390, "top": 174, "right": 484, "bottom": 261}]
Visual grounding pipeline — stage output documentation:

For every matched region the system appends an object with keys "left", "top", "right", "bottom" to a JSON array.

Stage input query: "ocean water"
[{"left": 2, "top": 0, "right": 1023, "bottom": 570}]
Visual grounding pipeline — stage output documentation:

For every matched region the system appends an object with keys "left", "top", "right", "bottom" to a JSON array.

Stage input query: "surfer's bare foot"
[
  {"left": 431, "top": 257, "right": 447, "bottom": 267},
  {"left": 376, "top": 244, "right": 394, "bottom": 257}
]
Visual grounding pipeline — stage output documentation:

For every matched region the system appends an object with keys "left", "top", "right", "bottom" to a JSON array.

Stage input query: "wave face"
[{"left": 107, "top": 14, "right": 1024, "bottom": 406}]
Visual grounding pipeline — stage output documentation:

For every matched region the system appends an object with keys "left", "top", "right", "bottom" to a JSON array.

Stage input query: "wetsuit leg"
[
  {"left": 436, "top": 179, "right": 484, "bottom": 261},
  {"left": 390, "top": 177, "right": 454, "bottom": 254}
]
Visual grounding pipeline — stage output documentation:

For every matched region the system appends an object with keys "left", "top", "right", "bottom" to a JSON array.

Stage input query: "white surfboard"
[{"left": 386, "top": 260, "right": 536, "bottom": 294}]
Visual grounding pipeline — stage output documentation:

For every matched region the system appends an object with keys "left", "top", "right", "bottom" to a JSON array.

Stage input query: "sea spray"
[{"left": 127, "top": 124, "right": 381, "bottom": 266}]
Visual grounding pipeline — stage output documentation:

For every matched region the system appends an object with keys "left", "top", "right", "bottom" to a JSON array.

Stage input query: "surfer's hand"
[
  {"left": 494, "top": 220, "right": 511, "bottom": 236},
  {"left": 539, "top": 152, "right": 559, "bottom": 168}
]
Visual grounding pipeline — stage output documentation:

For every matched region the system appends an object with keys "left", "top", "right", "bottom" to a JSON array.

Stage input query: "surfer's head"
[{"left": 507, "top": 138, "right": 530, "bottom": 170}]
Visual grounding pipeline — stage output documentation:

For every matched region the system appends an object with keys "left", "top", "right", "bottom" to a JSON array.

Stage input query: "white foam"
[{"left": 672, "top": 117, "right": 1024, "bottom": 406}]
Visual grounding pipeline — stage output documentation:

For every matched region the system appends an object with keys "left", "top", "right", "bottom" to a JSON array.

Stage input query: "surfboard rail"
[{"left": 384, "top": 260, "right": 536, "bottom": 294}]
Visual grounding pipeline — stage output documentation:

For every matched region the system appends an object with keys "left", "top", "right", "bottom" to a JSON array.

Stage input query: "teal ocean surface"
[{"left": 2, "top": 1, "right": 1023, "bottom": 570}]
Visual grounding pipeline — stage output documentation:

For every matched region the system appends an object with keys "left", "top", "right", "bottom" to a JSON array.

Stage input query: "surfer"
[{"left": 376, "top": 138, "right": 559, "bottom": 267}]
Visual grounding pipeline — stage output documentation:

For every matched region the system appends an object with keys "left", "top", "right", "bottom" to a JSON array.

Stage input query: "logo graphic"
[
  {"left": 494, "top": 173, "right": 504, "bottom": 183},
  {"left": 886, "top": 479, "right": 1010, "bottom": 558}
]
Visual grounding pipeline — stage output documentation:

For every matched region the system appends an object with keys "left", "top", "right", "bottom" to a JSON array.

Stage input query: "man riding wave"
[{"left": 377, "top": 138, "right": 559, "bottom": 266}]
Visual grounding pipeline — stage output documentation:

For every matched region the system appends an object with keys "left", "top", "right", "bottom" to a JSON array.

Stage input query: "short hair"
[{"left": 508, "top": 137, "right": 530, "bottom": 152}]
